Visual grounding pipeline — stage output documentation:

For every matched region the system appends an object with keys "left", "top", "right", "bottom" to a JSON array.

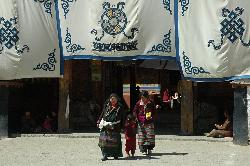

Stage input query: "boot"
[
  {"left": 147, "top": 149, "right": 152, "bottom": 155},
  {"left": 101, "top": 155, "right": 108, "bottom": 161}
]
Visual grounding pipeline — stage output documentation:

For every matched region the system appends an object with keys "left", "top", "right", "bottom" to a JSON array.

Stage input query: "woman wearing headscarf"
[
  {"left": 133, "top": 90, "right": 156, "bottom": 155},
  {"left": 97, "top": 93, "right": 124, "bottom": 161}
]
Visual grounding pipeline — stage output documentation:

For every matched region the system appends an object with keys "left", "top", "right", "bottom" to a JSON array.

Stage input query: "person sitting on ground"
[
  {"left": 50, "top": 112, "right": 58, "bottom": 132},
  {"left": 206, "top": 110, "right": 233, "bottom": 138},
  {"left": 21, "top": 111, "right": 36, "bottom": 133},
  {"left": 42, "top": 115, "right": 52, "bottom": 133}
]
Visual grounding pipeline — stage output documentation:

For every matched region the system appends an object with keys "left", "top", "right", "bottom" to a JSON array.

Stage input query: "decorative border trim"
[
  {"left": 163, "top": 0, "right": 172, "bottom": 15},
  {"left": 147, "top": 29, "right": 172, "bottom": 53},
  {"left": 182, "top": 51, "right": 210, "bottom": 75},
  {"left": 179, "top": 0, "right": 189, "bottom": 16},
  {"left": 61, "top": 0, "right": 77, "bottom": 19},
  {"left": 34, "top": 0, "right": 53, "bottom": 17},
  {"left": 64, "top": 27, "right": 85, "bottom": 53},
  {"left": 33, "top": 49, "right": 57, "bottom": 71},
  {"left": 54, "top": 0, "right": 64, "bottom": 75}
]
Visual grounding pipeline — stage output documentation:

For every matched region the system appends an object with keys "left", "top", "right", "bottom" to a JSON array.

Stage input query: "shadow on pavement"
[
  {"left": 118, "top": 152, "right": 188, "bottom": 160},
  {"left": 119, "top": 155, "right": 159, "bottom": 160},
  {"left": 150, "top": 152, "right": 188, "bottom": 156}
]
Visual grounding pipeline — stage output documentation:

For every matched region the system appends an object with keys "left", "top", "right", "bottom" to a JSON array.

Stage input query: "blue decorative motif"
[
  {"left": 101, "top": 2, "right": 128, "bottom": 36},
  {"left": 182, "top": 51, "right": 210, "bottom": 75},
  {"left": 91, "top": 29, "right": 104, "bottom": 41},
  {"left": 179, "top": 0, "right": 189, "bottom": 16},
  {"left": 163, "top": 0, "right": 172, "bottom": 15},
  {"left": 64, "top": 28, "right": 85, "bottom": 53},
  {"left": 15, "top": 45, "right": 30, "bottom": 54},
  {"left": 91, "top": 2, "right": 139, "bottom": 52},
  {"left": 0, "top": 16, "right": 30, "bottom": 55},
  {"left": 208, "top": 7, "right": 250, "bottom": 50},
  {"left": 147, "top": 29, "right": 172, "bottom": 53},
  {"left": 33, "top": 49, "right": 57, "bottom": 71},
  {"left": 34, "top": 0, "right": 53, "bottom": 17},
  {"left": 92, "top": 41, "right": 138, "bottom": 52},
  {"left": 0, "top": 17, "right": 19, "bottom": 53},
  {"left": 92, "top": 2, "right": 138, "bottom": 40},
  {"left": 61, "top": 0, "right": 77, "bottom": 19},
  {"left": 123, "top": 28, "right": 139, "bottom": 40}
]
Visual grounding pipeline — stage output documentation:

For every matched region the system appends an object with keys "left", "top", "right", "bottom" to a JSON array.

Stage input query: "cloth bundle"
[{"left": 98, "top": 119, "right": 120, "bottom": 130}]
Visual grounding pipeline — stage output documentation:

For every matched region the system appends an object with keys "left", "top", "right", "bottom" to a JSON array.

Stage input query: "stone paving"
[
  {"left": 20, "top": 133, "right": 234, "bottom": 142},
  {"left": 0, "top": 134, "right": 249, "bottom": 166}
]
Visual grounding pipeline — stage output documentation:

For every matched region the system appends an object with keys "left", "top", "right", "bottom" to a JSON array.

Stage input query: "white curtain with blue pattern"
[
  {"left": 0, "top": 0, "right": 61, "bottom": 80},
  {"left": 57, "top": 0, "right": 175, "bottom": 59},
  {"left": 16, "top": 0, "right": 60, "bottom": 78},
  {"left": 178, "top": 0, "right": 250, "bottom": 81},
  {"left": 0, "top": 0, "right": 20, "bottom": 80}
]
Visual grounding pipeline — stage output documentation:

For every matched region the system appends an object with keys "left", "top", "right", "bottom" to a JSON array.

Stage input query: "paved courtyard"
[{"left": 0, "top": 136, "right": 249, "bottom": 166}]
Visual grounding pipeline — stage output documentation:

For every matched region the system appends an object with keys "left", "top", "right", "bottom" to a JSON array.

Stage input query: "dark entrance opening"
[
  {"left": 122, "top": 60, "right": 182, "bottom": 135},
  {"left": 8, "top": 78, "right": 59, "bottom": 135},
  {"left": 194, "top": 82, "right": 234, "bottom": 136}
]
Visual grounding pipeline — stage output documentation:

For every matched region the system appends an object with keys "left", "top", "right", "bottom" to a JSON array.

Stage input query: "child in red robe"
[{"left": 124, "top": 113, "right": 137, "bottom": 157}]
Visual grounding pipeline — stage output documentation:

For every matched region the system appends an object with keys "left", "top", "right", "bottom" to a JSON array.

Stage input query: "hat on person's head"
[
  {"left": 109, "top": 93, "right": 119, "bottom": 99},
  {"left": 141, "top": 90, "right": 149, "bottom": 98}
]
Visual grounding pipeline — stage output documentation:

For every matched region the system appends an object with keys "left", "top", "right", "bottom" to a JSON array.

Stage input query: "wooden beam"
[
  {"left": 231, "top": 80, "right": 250, "bottom": 88},
  {"left": 0, "top": 81, "right": 23, "bottom": 88},
  {"left": 58, "top": 60, "right": 71, "bottom": 132},
  {"left": 180, "top": 80, "right": 194, "bottom": 135},
  {"left": 130, "top": 63, "right": 136, "bottom": 109}
]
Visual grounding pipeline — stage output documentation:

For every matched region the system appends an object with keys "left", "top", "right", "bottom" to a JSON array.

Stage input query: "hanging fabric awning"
[
  {"left": 0, "top": 0, "right": 61, "bottom": 80},
  {"left": 55, "top": 0, "right": 175, "bottom": 60},
  {"left": 1, "top": 0, "right": 250, "bottom": 82},
  {"left": 139, "top": 60, "right": 179, "bottom": 70},
  {"left": 177, "top": 0, "right": 250, "bottom": 81}
]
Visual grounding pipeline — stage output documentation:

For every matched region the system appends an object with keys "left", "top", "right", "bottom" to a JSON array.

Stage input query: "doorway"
[{"left": 121, "top": 60, "right": 182, "bottom": 135}]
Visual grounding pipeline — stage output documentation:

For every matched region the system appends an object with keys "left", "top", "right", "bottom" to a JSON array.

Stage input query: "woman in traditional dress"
[
  {"left": 97, "top": 93, "right": 124, "bottom": 161},
  {"left": 133, "top": 90, "right": 156, "bottom": 155}
]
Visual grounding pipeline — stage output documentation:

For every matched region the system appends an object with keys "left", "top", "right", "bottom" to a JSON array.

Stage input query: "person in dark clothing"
[
  {"left": 21, "top": 112, "right": 36, "bottom": 133},
  {"left": 50, "top": 112, "right": 58, "bottom": 132},
  {"left": 135, "top": 86, "right": 141, "bottom": 101},
  {"left": 97, "top": 93, "right": 124, "bottom": 161}
]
